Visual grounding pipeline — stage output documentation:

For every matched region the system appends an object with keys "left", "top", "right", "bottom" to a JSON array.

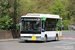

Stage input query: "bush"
[
  {"left": 16, "top": 24, "right": 20, "bottom": 30},
  {"left": 56, "top": 19, "right": 62, "bottom": 31},
  {"left": 73, "top": 28, "right": 75, "bottom": 31},
  {"left": 63, "top": 20, "right": 72, "bottom": 30}
]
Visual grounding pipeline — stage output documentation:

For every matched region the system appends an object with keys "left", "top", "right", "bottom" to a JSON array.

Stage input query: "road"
[
  {"left": 62, "top": 31, "right": 75, "bottom": 37},
  {"left": 0, "top": 40, "right": 75, "bottom": 50},
  {"left": 0, "top": 31, "right": 75, "bottom": 50}
]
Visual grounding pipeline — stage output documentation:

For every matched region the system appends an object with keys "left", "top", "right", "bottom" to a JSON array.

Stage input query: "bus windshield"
[{"left": 21, "top": 20, "right": 41, "bottom": 33}]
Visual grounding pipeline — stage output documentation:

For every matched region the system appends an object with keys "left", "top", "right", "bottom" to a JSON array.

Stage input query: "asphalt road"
[
  {"left": 62, "top": 31, "right": 75, "bottom": 37},
  {"left": 0, "top": 39, "right": 75, "bottom": 50}
]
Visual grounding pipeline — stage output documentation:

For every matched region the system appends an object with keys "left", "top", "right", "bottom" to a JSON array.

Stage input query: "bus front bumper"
[{"left": 20, "top": 36, "right": 44, "bottom": 41}]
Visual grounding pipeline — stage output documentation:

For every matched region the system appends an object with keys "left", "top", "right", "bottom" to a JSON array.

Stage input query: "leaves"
[
  {"left": 56, "top": 19, "right": 62, "bottom": 31},
  {"left": 0, "top": 0, "right": 75, "bottom": 30},
  {"left": 49, "top": 1, "right": 66, "bottom": 17},
  {"left": 0, "top": 0, "right": 14, "bottom": 30}
]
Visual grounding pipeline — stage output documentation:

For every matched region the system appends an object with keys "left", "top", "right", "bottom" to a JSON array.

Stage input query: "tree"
[
  {"left": 0, "top": 0, "right": 14, "bottom": 30},
  {"left": 18, "top": 0, "right": 56, "bottom": 15},
  {"left": 68, "top": 0, "right": 75, "bottom": 21},
  {"left": 56, "top": 19, "right": 62, "bottom": 31},
  {"left": 49, "top": 0, "right": 68, "bottom": 19}
]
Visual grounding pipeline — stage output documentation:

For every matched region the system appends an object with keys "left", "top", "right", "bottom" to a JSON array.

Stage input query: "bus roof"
[{"left": 21, "top": 13, "right": 61, "bottom": 19}]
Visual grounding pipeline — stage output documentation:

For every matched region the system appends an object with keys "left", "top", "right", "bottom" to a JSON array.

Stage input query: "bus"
[{"left": 20, "top": 13, "right": 62, "bottom": 42}]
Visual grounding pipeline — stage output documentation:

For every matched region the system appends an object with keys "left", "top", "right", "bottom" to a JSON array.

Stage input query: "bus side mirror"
[{"left": 42, "top": 29, "right": 45, "bottom": 32}]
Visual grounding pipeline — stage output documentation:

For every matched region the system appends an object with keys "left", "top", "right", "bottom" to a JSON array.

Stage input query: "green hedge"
[
  {"left": 63, "top": 20, "right": 72, "bottom": 30},
  {"left": 16, "top": 25, "right": 20, "bottom": 30},
  {"left": 73, "top": 28, "right": 75, "bottom": 31}
]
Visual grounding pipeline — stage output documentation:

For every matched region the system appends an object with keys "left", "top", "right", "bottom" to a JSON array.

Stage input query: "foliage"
[
  {"left": 0, "top": 14, "right": 13, "bottom": 30},
  {"left": 16, "top": 25, "right": 20, "bottom": 30},
  {"left": 63, "top": 20, "right": 72, "bottom": 30},
  {"left": 73, "top": 28, "right": 75, "bottom": 31},
  {"left": 0, "top": 0, "right": 75, "bottom": 30},
  {"left": 56, "top": 19, "right": 62, "bottom": 31},
  {"left": 49, "top": 0, "right": 68, "bottom": 19},
  {"left": 64, "top": 0, "right": 75, "bottom": 21},
  {"left": 49, "top": 0, "right": 75, "bottom": 30},
  {"left": 19, "top": 0, "right": 56, "bottom": 15},
  {"left": 0, "top": 0, "right": 14, "bottom": 30}
]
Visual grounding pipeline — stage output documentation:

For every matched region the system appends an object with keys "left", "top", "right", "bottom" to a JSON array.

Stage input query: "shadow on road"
[
  {"left": 19, "top": 40, "right": 59, "bottom": 43},
  {"left": 19, "top": 41, "right": 44, "bottom": 43}
]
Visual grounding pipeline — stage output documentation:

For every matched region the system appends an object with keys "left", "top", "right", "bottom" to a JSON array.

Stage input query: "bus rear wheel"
[
  {"left": 44, "top": 36, "right": 47, "bottom": 42},
  {"left": 55, "top": 36, "right": 59, "bottom": 41}
]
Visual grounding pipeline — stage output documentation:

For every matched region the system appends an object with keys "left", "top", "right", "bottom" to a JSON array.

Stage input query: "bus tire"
[
  {"left": 55, "top": 34, "right": 59, "bottom": 41},
  {"left": 44, "top": 35, "right": 47, "bottom": 42},
  {"left": 25, "top": 40, "right": 28, "bottom": 42}
]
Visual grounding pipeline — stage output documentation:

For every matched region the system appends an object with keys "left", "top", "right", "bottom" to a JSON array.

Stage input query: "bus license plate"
[{"left": 32, "top": 36, "right": 36, "bottom": 41}]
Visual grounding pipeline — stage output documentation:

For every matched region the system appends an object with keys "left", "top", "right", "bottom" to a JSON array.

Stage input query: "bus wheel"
[
  {"left": 44, "top": 36, "right": 47, "bottom": 42},
  {"left": 55, "top": 36, "right": 58, "bottom": 41},
  {"left": 25, "top": 40, "right": 28, "bottom": 42}
]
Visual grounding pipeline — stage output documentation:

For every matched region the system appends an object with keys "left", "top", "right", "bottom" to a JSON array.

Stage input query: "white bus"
[{"left": 20, "top": 13, "right": 62, "bottom": 42}]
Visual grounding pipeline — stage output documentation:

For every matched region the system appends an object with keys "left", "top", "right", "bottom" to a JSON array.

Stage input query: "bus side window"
[{"left": 42, "top": 21, "right": 45, "bottom": 30}]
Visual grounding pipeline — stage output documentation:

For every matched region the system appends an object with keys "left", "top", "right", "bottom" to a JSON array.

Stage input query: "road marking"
[
  {"left": 62, "top": 37, "right": 75, "bottom": 38},
  {"left": 62, "top": 37, "right": 75, "bottom": 39},
  {"left": 62, "top": 42, "right": 75, "bottom": 45}
]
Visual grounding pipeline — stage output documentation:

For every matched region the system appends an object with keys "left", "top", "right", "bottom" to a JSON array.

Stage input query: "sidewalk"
[{"left": 0, "top": 38, "right": 20, "bottom": 42}]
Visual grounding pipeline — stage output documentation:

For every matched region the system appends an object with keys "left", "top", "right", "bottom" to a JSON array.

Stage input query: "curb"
[
  {"left": 62, "top": 37, "right": 75, "bottom": 38},
  {"left": 61, "top": 37, "right": 75, "bottom": 39},
  {"left": 0, "top": 39, "right": 20, "bottom": 42},
  {"left": 62, "top": 30, "right": 75, "bottom": 32}
]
